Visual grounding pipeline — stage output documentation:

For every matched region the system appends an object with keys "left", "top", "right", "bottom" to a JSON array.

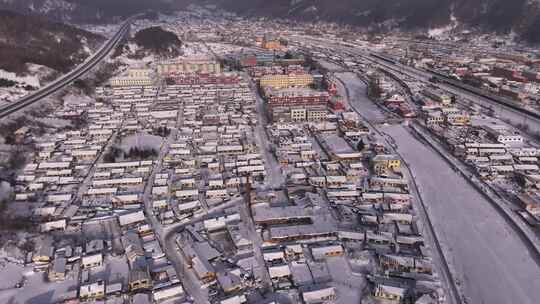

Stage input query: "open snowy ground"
[
  {"left": 0, "top": 261, "right": 24, "bottom": 290},
  {"left": 120, "top": 133, "right": 163, "bottom": 153},
  {"left": 326, "top": 256, "right": 364, "bottom": 303},
  {"left": 0, "top": 264, "right": 78, "bottom": 304}
]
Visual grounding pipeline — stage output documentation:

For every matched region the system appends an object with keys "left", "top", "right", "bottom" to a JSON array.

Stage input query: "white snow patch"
[
  {"left": 0, "top": 264, "right": 78, "bottom": 304},
  {"left": 0, "top": 261, "right": 24, "bottom": 290},
  {"left": 0, "top": 69, "right": 40, "bottom": 88},
  {"left": 428, "top": 11, "right": 459, "bottom": 38},
  {"left": 0, "top": 181, "right": 12, "bottom": 201},
  {"left": 120, "top": 133, "right": 163, "bottom": 153},
  {"left": 63, "top": 93, "right": 93, "bottom": 106}
]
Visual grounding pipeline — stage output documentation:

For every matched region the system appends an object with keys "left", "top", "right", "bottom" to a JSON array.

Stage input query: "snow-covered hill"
[
  {"left": 2, "top": 0, "right": 540, "bottom": 42},
  {"left": 213, "top": 0, "right": 540, "bottom": 42},
  {"left": 0, "top": 0, "right": 171, "bottom": 23}
]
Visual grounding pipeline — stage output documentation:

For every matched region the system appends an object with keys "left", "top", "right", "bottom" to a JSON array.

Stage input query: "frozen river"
[
  {"left": 335, "top": 72, "right": 387, "bottom": 122},
  {"left": 336, "top": 68, "right": 540, "bottom": 304},
  {"left": 383, "top": 124, "right": 540, "bottom": 304}
]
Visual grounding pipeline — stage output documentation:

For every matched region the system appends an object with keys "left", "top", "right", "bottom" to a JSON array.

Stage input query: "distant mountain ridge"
[
  {"left": 0, "top": 0, "right": 172, "bottom": 23},
  {"left": 212, "top": 0, "right": 540, "bottom": 42},
  {"left": 1, "top": 0, "right": 540, "bottom": 42}
]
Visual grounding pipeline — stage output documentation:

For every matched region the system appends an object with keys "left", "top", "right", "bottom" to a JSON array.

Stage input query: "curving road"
[{"left": 0, "top": 18, "right": 133, "bottom": 119}]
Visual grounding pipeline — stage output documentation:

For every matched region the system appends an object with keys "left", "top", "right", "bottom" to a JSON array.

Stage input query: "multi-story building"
[
  {"left": 127, "top": 68, "right": 152, "bottom": 78},
  {"left": 499, "top": 86, "right": 527, "bottom": 102},
  {"left": 169, "top": 73, "right": 240, "bottom": 85},
  {"left": 110, "top": 68, "right": 154, "bottom": 87},
  {"left": 372, "top": 154, "right": 401, "bottom": 175},
  {"left": 256, "top": 53, "right": 275, "bottom": 66},
  {"left": 483, "top": 126, "right": 524, "bottom": 145},
  {"left": 157, "top": 59, "right": 221, "bottom": 75},
  {"left": 422, "top": 88, "right": 452, "bottom": 105},
  {"left": 492, "top": 66, "right": 527, "bottom": 82},
  {"left": 264, "top": 87, "right": 329, "bottom": 105},
  {"left": 446, "top": 112, "right": 470, "bottom": 126},
  {"left": 239, "top": 55, "right": 257, "bottom": 67},
  {"left": 306, "top": 106, "right": 328, "bottom": 121},
  {"left": 262, "top": 34, "right": 281, "bottom": 50},
  {"left": 285, "top": 65, "right": 305, "bottom": 75},
  {"left": 80, "top": 281, "right": 106, "bottom": 300},
  {"left": 248, "top": 66, "right": 284, "bottom": 78},
  {"left": 426, "top": 111, "right": 444, "bottom": 127},
  {"left": 260, "top": 74, "right": 314, "bottom": 89},
  {"left": 271, "top": 105, "right": 328, "bottom": 123}
]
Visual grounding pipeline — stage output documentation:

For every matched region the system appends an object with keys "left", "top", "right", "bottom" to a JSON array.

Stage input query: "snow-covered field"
[
  {"left": 63, "top": 93, "right": 93, "bottom": 107},
  {"left": 0, "top": 69, "right": 40, "bottom": 88},
  {"left": 0, "top": 264, "right": 78, "bottom": 304},
  {"left": 326, "top": 256, "right": 364, "bottom": 304},
  {"left": 120, "top": 133, "right": 163, "bottom": 153},
  {"left": 0, "top": 69, "right": 41, "bottom": 106},
  {"left": 0, "top": 261, "right": 24, "bottom": 290},
  {"left": 383, "top": 124, "right": 540, "bottom": 304},
  {"left": 0, "top": 64, "right": 59, "bottom": 106}
]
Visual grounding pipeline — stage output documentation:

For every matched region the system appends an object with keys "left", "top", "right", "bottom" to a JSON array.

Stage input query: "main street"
[{"left": 251, "top": 76, "right": 286, "bottom": 190}]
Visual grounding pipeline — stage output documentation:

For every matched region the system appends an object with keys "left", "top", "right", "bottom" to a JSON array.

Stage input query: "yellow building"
[
  {"left": 129, "top": 269, "right": 152, "bottom": 292},
  {"left": 127, "top": 68, "right": 151, "bottom": 78},
  {"left": 110, "top": 77, "right": 154, "bottom": 87},
  {"left": 311, "top": 245, "right": 344, "bottom": 260},
  {"left": 157, "top": 59, "right": 221, "bottom": 75},
  {"left": 260, "top": 74, "right": 314, "bottom": 89},
  {"left": 262, "top": 34, "right": 281, "bottom": 50},
  {"left": 110, "top": 68, "right": 154, "bottom": 87},
  {"left": 263, "top": 40, "right": 281, "bottom": 50},
  {"left": 374, "top": 284, "right": 406, "bottom": 302},
  {"left": 290, "top": 108, "right": 307, "bottom": 121},
  {"left": 446, "top": 113, "right": 470, "bottom": 126},
  {"left": 372, "top": 154, "right": 401, "bottom": 174}
]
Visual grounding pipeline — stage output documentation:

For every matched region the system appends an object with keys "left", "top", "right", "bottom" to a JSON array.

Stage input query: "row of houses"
[
  {"left": 244, "top": 79, "right": 442, "bottom": 303},
  {"left": 14, "top": 76, "right": 192, "bottom": 303}
]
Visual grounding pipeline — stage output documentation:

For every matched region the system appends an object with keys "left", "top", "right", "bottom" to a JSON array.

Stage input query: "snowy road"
[
  {"left": 251, "top": 77, "right": 286, "bottom": 189},
  {"left": 384, "top": 124, "right": 540, "bottom": 304}
]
